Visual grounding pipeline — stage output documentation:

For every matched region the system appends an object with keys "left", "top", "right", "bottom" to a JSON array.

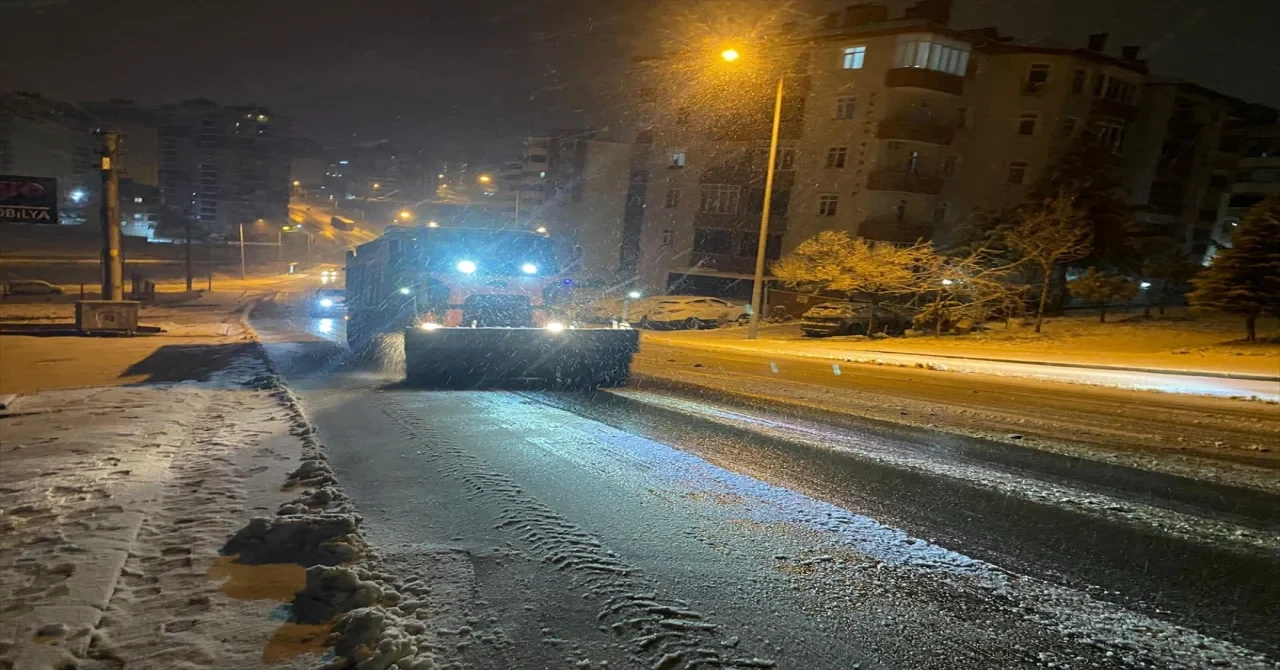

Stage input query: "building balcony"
[
  {"left": 1091, "top": 97, "right": 1138, "bottom": 122},
  {"left": 884, "top": 68, "right": 965, "bottom": 95},
  {"left": 857, "top": 217, "right": 934, "bottom": 244},
  {"left": 877, "top": 117, "right": 955, "bottom": 145},
  {"left": 865, "top": 170, "right": 944, "bottom": 195}
]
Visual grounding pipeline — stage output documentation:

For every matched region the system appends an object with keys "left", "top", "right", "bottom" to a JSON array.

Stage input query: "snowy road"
[{"left": 252, "top": 296, "right": 1280, "bottom": 669}]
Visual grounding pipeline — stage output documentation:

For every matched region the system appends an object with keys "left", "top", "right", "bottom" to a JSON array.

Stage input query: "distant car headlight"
[
  {"left": 319, "top": 298, "right": 334, "bottom": 307},
  {"left": 521, "top": 263, "right": 538, "bottom": 275},
  {"left": 456, "top": 260, "right": 477, "bottom": 274},
  {"left": 544, "top": 322, "right": 565, "bottom": 333}
]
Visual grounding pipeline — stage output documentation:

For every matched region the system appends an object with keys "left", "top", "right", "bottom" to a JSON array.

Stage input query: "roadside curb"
[
  {"left": 646, "top": 336, "right": 1280, "bottom": 383},
  {"left": 850, "top": 349, "right": 1280, "bottom": 383}
]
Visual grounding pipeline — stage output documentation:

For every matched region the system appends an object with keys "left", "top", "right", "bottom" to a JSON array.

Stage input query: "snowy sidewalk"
[
  {"left": 644, "top": 330, "right": 1280, "bottom": 400},
  {"left": 0, "top": 349, "right": 321, "bottom": 668}
]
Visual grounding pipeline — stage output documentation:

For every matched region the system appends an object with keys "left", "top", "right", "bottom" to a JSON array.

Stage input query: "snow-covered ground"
[
  {"left": 645, "top": 321, "right": 1280, "bottom": 400},
  {"left": 0, "top": 355, "right": 327, "bottom": 669}
]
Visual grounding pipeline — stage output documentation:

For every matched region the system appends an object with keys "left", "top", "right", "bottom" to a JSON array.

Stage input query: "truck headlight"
[
  {"left": 544, "top": 322, "right": 565, "bottom": 333},
  {"left": 456, "top": 260, "right": 477, "bottom": 274},
  {"left": 418, "top": 322, "right": 441, "bottom": 331},
  {"left": 319, "top": 298, "right": 334, "bottom": 307},
  {"left": 521, "top": 263, "right": 538, "bottom": 275}
]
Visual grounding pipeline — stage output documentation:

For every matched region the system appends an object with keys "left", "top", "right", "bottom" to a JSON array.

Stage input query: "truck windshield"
[{"left": 421, "top": 229, "right": 561, "bottom": 276}]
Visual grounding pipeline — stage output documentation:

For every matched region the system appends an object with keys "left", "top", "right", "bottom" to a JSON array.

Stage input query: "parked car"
[
  {"left": 311, "top": 287, "right": 346, "bottom": 316},
  {"left": 4, "top": 279, "right": 62, "bottom": 296},
  {"left": 800, "top": 301, "right": 913, "bottom": 337},
  {"left": 642, "top": 297, "right": 749, "bottom": 330},
  {"left": 581, "top": 296, "right": 660, "bottom": 324}
]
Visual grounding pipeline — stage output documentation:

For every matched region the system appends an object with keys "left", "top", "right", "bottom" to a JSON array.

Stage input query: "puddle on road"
[
  {"left": 207, "top": 554, "right": 332, "bottom": 664},
  {"left": 207, "top": 554, "right": 307, "bottom": 601}
]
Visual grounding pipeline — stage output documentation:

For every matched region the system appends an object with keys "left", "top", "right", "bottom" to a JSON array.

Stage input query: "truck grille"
[{"left": 462, "top": 295, "right": 531, "bottom": 327}]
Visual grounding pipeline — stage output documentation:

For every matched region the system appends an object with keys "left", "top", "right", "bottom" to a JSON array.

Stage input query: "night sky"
[{"left": 3, "top": 0, "right": 1276, "bottom": 158}]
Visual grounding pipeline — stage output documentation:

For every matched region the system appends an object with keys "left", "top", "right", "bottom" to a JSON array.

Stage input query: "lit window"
[
  {"left": 825, "top": 147, "right": 848, "bottom": 169},
  {"left": 842, "top": 46, "right": 866, "bottom": 70},
  {"left": 663, "top": 189, "right": 681, "bottom": 209},
  {"left": 942, "top": 155, "right": 959, "bottom": 177},
  {"left": 1007, "top": 162, "right": 1029, "bottom": 184},
  {"left": 835, "top": 96, "right": 857, "bottom": 119},
  {"left": 905, "top": 151, "right": 920, "bottom": 175},
  {"left": 818, "top": 194, "right": 839, "bottom": 216},
  {"left": 1017, "top": 113, "right": 1039, "bottom": 136},
  {"left": 133, "top": 197, "right": 143, "bottom": 203},
  {"left": 893, "top": 35, "right": 969, "bottom": 76},
  {"left": 699, "top": 184, "right": 741, "bottom": 214},
  {"left": 669, "top": 151, "right": 687, "bottom": 168}
]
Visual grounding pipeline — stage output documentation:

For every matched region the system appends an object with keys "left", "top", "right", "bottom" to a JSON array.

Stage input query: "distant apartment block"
[
  {"left": 515, "top": 131, "right": 646, "bottom": 280},
  {"left": 157, "top": 99, "right": 291, "bottom": 236},
  {"left": 627, "top": 1, "right": 1270, "bottom": 294},
  {"left": 0, "top": 92, "right": 102, "bottom": 226}
]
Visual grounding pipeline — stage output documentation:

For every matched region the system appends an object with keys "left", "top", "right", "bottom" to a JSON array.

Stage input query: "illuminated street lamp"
[
  {"left": 292, "top": 180, "right": 300, "bottom": 187},
  {"left": 372, "top": 183, "right": 381, "bottom": 190},
  {"left": 622, "top": 290, "right": 644, "bottom": 324},
  {"left": 398, "top": 210, "right": 413, "bottom": 221},
  {"left": 722, "top": 46, "right": 784, "bottom": 340},
  {"left": 477, "top": 174, "right": 492, "bottom": 184}
]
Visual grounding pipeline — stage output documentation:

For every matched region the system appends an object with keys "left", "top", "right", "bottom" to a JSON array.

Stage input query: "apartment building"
[
  {"left": 1205, "top": 124, "right": 1280, "bottom": 258},
  {"left": 157, "top": 100, "right": 291, "bottom": 236},
  {"left": 631, "top": 2, "right": 1155, "bottom": 293},
  {"left": 0, "top": 92, "right": 101, "bottom": 226},
  {"left": 518, "top": 131, "right": 645, "bottom": 280},
  {"left": 1125, "top": 80, "right": 1244, "bottom": 259}
]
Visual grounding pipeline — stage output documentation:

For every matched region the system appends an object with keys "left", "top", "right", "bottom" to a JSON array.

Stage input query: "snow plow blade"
[{"left": 403, "top": 327, "right": 640, "bottom": 389}]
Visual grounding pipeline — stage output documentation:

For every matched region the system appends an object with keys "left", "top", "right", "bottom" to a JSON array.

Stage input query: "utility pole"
[
  {"left": 99, "top": 131, "right": 123, "bottom": 301},
  {"left": 239, "top": 222, "right": 246, "bottom": 280},
  {"left": 184, "top": 215, "right": 193, "bottom": 292},
  {"left": 747, "top": 77, "right": 784, "bottom": 340}
]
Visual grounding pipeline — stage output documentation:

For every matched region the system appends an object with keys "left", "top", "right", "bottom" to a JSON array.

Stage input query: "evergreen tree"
[
  {"left": 1189, "top": 197, "right": 1280, "bottom": 341},
  {"left": 1068, "top": 267, "right": 1138, "bottom": 323}
]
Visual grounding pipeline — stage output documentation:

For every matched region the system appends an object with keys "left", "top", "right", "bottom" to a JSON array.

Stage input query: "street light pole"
[
  {"left": 239, "top": 222, "right": 246, "bottom": 280},
  {"left": 747, "top": 76, "right": 784, "bottom": 340}
]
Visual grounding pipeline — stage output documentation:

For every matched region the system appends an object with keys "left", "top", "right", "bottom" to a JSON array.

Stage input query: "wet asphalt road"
[{"left": 252, "top": 296, "right": 1280, "bottom": 668}]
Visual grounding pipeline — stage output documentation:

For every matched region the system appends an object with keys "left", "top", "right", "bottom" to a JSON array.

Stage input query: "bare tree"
[{"left": 1005, "top": 190, "right": 1093, "bottom": 333}]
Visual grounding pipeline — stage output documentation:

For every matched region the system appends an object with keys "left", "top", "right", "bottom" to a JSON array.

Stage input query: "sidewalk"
[
  {"left": 643, "top": 320, "right": 1280, "bottom": 400},
  {"left": 0, "top": 296, "right": 323, "bottom": 669}
]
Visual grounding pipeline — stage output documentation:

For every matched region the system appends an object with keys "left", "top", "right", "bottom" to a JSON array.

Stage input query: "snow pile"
[
  {"left": 222, "top": 513, "right": 365, "bottom": 566},
  {"left": 292, "top": 565, "right": 383, "bottom": 624}
]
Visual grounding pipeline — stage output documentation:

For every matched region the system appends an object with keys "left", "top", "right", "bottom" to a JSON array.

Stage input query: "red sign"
[{"left": 0, "top": 175, "right": 59, "bottom": 224}]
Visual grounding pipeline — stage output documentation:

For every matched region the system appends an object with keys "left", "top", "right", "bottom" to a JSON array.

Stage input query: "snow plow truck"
[{"left": 345, "top": 226, "right": 639, "bottom": 388}]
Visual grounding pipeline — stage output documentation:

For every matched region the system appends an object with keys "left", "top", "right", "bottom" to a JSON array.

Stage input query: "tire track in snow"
[{"left": 379, "top": 397, "right": 778, "bottom": 670}]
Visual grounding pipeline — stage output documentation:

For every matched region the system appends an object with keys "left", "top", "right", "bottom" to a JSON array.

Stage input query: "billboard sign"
[{"left": 0, "top": 175, "right": 59, "bottom": 224}]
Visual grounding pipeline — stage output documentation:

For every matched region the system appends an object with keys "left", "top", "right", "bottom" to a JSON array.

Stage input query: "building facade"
[
  {"left": 630, "top": 2, "right": 1163, "bottom": 293},
  {"left": 0, "top": 92, "right": 101, "bottom": 227},
  {"left": 516, "top": 131, "right": 645, "bottom": 281},
  {"left": 157, "top": 100, "right": 291, "bottom": 236}
]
